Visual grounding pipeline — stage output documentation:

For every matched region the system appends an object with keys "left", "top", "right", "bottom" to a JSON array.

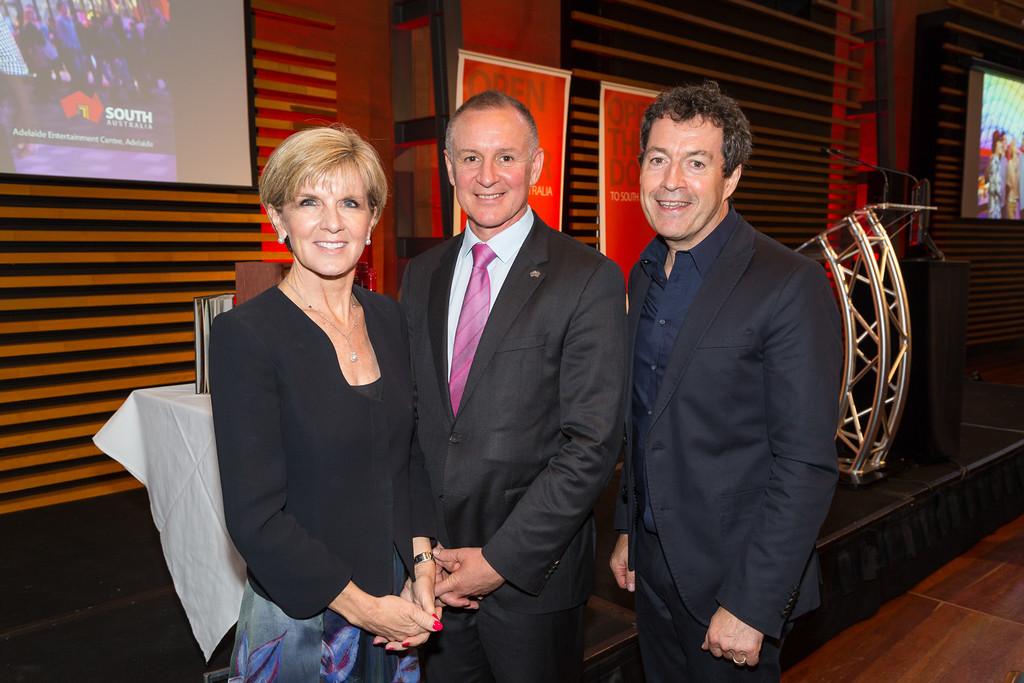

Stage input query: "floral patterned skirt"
[{"left": 229, "top": 553, "right": 419, "bottom": 683}]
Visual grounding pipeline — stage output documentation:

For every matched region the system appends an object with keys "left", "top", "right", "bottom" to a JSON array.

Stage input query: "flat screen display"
[
  {"left": 962, "top": 64, "right": 1024, "bottom": 220},
  {"left": 0, "top": 0, "right": 253, "bottom": 187}
]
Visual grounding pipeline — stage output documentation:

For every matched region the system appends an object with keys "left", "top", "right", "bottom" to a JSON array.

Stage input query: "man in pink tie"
[{"left": 400, "top": 90, "right": 627, "bottom": 682}]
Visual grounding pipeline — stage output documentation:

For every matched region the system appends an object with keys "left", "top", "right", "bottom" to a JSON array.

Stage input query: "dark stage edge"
[{"left": 1, "top": 381, "right": 1022, "bottom": 682}]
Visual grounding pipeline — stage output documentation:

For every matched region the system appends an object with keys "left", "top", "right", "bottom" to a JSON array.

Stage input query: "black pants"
[
  {"left": 420, "top": 598, "right": 584, "bottom": 683},
  {"left": 634, "top": 525, "right": 784, "bottom": 682}
]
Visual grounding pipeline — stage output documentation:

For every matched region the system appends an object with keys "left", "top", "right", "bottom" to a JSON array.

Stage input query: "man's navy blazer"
[{"left": 615, "top": 213, "right": 842, "bottom": 639}]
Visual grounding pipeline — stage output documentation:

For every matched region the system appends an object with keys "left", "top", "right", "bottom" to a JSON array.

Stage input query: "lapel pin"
[{"left": 529, "top": 270, "right": 541, "bottom": 278}]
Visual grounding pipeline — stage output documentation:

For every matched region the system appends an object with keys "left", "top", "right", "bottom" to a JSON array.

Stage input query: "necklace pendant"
[{"left": 349, "top": 351, "right": 359, "bottom": 363}]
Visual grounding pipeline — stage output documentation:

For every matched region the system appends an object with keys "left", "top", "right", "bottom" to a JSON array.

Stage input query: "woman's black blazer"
[{"left": 211, "top": 286, "right": 435, "bottom": 619}]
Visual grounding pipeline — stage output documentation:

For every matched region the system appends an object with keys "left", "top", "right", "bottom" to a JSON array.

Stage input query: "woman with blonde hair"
[{"left": 211, "top": 125, "right": 441, "bottom": 682}]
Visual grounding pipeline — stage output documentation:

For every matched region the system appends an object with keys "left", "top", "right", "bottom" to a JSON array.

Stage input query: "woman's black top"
[{"left": 210, "top": 286, "right": 435, "bottom": 619}]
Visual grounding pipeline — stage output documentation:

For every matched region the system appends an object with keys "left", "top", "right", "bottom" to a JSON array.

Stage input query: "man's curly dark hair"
[{"left": 638, "top": 81, "right": 752, "bottom": 177}]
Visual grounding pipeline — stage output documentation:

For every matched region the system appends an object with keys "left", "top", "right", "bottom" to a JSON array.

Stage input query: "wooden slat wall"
[
  {"left": 916, "top": 2, "right": 1024, "bottom": 347},
  {"left": 564, "top": 0, "right": 864, "bottom": 249},
  {"left": 0, "top": 2, "right": 341, "bottom": 514}
]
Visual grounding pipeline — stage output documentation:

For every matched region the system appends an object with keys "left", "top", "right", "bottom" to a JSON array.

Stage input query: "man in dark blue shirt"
[{"left": 609, "top": 82, "right": 841, "bottom": 682}]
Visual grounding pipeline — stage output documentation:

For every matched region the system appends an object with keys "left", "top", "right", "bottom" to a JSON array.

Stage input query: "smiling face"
[
  {"left": 640, "top": 116, "right": 741, "bottom": 252},
  {"left": 444, "top": 106, "right": 544, "bottom": 239},
  {"left": 267, "top": 167, "right": 375, "bottom": 281}
]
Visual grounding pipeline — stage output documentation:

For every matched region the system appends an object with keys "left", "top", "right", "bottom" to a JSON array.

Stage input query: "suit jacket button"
[{"left": 449, "top": 432, "right": 462, "bottom": 444}]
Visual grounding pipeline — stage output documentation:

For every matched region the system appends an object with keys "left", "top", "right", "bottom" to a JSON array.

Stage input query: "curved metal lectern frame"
[{"left": 797, "top": 204, "right": 934, "bottom": 482}]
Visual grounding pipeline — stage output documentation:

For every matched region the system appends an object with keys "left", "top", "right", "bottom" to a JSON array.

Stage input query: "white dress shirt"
[{"left": 446, "top": 207, "right": 535, "bottom": 378}]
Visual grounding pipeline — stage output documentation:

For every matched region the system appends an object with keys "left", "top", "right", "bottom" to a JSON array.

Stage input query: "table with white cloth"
[{"left": 93, "top": 383, "right": 246, "bottom": 662}]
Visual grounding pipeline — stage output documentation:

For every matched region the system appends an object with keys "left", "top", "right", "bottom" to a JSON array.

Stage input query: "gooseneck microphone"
[
  {"left": 822, "top": 147, "right": 921, "bottom": 205},
  {"left": 822, "top": 147, "right": 943, "bottom": 259}
]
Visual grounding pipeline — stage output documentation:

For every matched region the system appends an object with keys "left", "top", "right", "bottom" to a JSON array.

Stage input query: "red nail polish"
[
  {"left": 385, "top": 645, "right": 394, "bottom": 651},
  {"left": 402, "top": 641, "right": 410, "bottom": 647},
  {"left": 432, "top": 613, "right": 439, "bottom": 620},
  {"left": 433, "top": 620, "right": 444, "bottom": 631}
]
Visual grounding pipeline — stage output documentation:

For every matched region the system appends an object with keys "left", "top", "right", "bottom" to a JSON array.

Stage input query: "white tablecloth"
[{"left": 93, "top": 383, "right": 245, "bottom": 661}]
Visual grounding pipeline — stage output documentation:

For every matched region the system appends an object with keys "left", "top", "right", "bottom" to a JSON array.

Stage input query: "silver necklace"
[{"left": 282, "top": 279, "right": 362, "bottom": 363}]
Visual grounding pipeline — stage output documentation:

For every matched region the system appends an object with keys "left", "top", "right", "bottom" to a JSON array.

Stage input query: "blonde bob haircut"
[{"left": 259, "top": 124, "right": 388, "bottom": 222}]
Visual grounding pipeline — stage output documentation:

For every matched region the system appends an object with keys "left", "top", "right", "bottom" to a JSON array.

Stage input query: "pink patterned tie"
[{"left": 449, "top": 242, "right": 497, "bottom": 414}]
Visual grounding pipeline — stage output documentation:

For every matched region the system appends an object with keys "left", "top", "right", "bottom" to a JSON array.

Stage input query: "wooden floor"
[
  {"left": 786, "top": 345, "right": 1024, "bottom": 683},
  {"left": 966, "top": 345, "right": 1024, "bottom": 385},
  {"left": 784, "top": 513, "right": 1024, "bottom": 682}
]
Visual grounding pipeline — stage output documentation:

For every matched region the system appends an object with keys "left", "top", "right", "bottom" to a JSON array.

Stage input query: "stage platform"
[{"left": 1, "top": 381, "right": 1022, "bottom": 682}]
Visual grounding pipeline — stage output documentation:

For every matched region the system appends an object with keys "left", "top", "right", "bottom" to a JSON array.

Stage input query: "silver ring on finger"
[{"left": 732, "top": 653, "right": 748, "bottom": 665}]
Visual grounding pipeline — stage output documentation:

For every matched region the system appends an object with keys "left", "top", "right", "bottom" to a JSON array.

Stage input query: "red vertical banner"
[
  {"left": 454, "top": 50, "right": 570, "bottom": 234},
  {"left": 599, "top": 83, "right": 657, "bottom": 280}
]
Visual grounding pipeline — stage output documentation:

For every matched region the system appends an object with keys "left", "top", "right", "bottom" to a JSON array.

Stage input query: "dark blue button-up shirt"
[{"left": 632, "top": 209, "right": 738, "bottom": 532}]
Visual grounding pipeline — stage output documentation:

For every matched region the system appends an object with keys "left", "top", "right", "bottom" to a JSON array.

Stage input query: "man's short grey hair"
[{"left": 445, "top": 90, "right": 539, "bottom": 153}]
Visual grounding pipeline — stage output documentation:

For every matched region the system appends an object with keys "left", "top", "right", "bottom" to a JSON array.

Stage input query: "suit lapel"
[
  {"left": 454, "top": 219, "right": 550, "bottom": 421},
  {"left": 649, "top": 218, "right": 756, "bottom": 427},
  {"left": 428, "top": 235, "right": 462, "bottom": 422}
]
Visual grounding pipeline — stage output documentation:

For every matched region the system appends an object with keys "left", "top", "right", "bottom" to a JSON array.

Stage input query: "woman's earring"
[
  {"left": 277, "top": 233, "right": 286, "bottom": 244},
  {"left": 365, "top": 237, "right": 372, "bottom": 245}
]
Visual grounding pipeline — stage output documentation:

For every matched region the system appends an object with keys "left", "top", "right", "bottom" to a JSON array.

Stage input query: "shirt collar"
[
  {"left": 639, "top": 207, "right": 738, "bottom": 280},
  {"left": 460, "top": 207, "right": 535, "bottom": 264}
]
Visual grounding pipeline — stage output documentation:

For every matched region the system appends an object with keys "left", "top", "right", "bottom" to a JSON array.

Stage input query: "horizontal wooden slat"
[
  {"left": 253, "top": 77, "right": 336, "bottom": 100},
  {"left": 4, "top": 230, "right": 269, "bottom": 243},
  {"left": 0, "top": 443, "right": 102, "bottom": 472},
  {"left": 812, "top": 0, "right": 865, "bottom": 20},
  {"left": 742, "top": 180, "right": 856, "bottom": 195},
  {"left": 0, "top": 420, "right": 109, "bottom": 451},
  {"left": 571, "top": 110, "right": 600, "bottom": 123},
  {"left": 252, "top": 38, "right": 334, "bottom": 63},
  {"left": 571, "top": 11, "right": 861, "bottom": 88},
  {"left": 573, "top": 68, "right": 858, "bottom": 128},
  {"left": 0, "top": 271, "right": 235, "bottom": 288},
  {"left": 0, "top": 349, "right": 193, "bottom": 382},
  {"left": 0, "top": 369, "right": 194, "bottom": 403},
  {"left": 942, "top": 42, "right": 982, "bottom": 58},
  {"left": 0, "top": 206, "right": 263, "bottom": 223},
  {"left": 752, "top": 124, "right": 853, "bottom": 147},
  {"left": 0, "top": 311, "right": 194, "bottom": 335},
  {"left": 608, "top": 0, "right": 862, "bottom": 68},
  {"left": 722, "top": 0, "right": 862, "bottom": 43},
  {"left": 254, "top": 96, "right": 337, "bottom": 117},
  {"left": 4, "top": 251, "right": 280, "bottom": 264},
  {"left": 0, "top": 330, "right": 194, "bottom": 358},
  {"left": 734, "top": 192, "right": 852, "bottom": 205},
  {"left": 0, "top": 398, "right": 125, "bottom": 428},
  {"left": 0, "top": 476, "right": 142, "bottom": 515},
  {"left": 252, "top": 57, "right": 336, "bottom": 82},
  {"left": 0, "top": 183, "right": 258, "bottom": 204},
  {"left": 2, "top": 289, "right": 229, "bottom": 312},
  {"left": 572, "top": 41, "right": 860, "bottom": 109},
  {"left": 947, "top": 0, "right": 1024, "bottom": 35},
  {"left": 251, "top": 0, "right": 335, "bottom": 28}
]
